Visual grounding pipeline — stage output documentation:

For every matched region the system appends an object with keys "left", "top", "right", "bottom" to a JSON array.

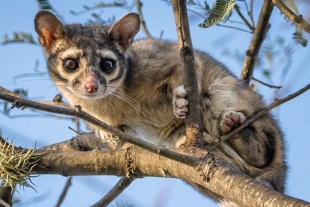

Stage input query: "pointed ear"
[
  {"left": 34, "top": 10, "right": 64, "bottom": 49},
  {"left": 108, "top": 13, "right": 140, "bottom": 51}
]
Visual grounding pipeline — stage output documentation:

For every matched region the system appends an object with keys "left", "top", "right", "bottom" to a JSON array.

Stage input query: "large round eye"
[
  {"left": 64, "top": 59, "right": 78, "bottom": 71},
  {"left": 100, "top": 59, "right": 115, "bottom": 73}
]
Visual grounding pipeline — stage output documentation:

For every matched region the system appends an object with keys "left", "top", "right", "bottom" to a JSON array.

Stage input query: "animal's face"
[{"left": 34, "top": 11, "right": 140, "bottom": 100}]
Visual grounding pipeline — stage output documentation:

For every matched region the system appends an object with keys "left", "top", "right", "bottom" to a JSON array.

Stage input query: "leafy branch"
[{"left": 2, "top": 32, "right": 38, "bottom": 45}]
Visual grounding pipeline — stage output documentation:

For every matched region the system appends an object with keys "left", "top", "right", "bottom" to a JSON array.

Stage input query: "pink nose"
[{"left": 85, "top": 81, "right": 98, "bottom": 93}]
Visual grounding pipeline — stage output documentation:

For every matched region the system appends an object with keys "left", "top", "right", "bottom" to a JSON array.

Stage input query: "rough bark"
[{"left": 30, "top": 145, "right": 310, "bottom": 207}]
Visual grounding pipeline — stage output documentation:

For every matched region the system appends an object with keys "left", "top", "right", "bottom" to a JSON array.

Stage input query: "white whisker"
[{"left": 106, "top": 89, "right": 140, "bottom": 112}]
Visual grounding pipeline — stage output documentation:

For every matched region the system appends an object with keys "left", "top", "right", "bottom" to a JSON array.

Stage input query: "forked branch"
[{"left": 272, "top": 0, "right": 310, "bottom": 34}]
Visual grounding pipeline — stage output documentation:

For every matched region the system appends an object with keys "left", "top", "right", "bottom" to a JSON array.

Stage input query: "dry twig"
[
  {"left": 240, "top": 0, "right": 273, "bottom": 84},
  {"left": 91, "top": 177, "right": 133, "bottom": 207},
  {"left": 272, "top": 0, "right": 310, "bottom": 34}
]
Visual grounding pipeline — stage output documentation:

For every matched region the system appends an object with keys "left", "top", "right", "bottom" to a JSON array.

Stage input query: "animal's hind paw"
[{"left": 220, "top": 111, "right": 246, "bottom": 137}]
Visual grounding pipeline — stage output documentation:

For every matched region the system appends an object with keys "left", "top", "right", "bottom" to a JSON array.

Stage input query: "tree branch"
[
  {"left": 272, "top": 0, "right": 310, "bottom": 34},
  {"left": 55, "top": 177, "right": 72, "bottom": 207},
  {"left": 0, "top": 91, "right": 200, "bottom": 167},
  {"left": 171, "top": 0, "right": 203, "bottom": 148},
  {"left": 240, "top": 0, "right": 273, "bottom": 83},
  {"left": 252, "top": 77, "right": 282, "bottom": 89},
  {"left": 234, "top": 4, "right": 255, "bottom": 32},
  {"left": 39, "top": 132, "right": 109, "bottom": 151},
  {"left": 91, "top": 177, "right": 133, "bottom": 207},
  {"left": 30, "top": 146, "right": 310, "bottom": 207},
  {"left": 134, "top": 0, "right": 153, "bottom": 38},
  {"left": 0, "top": 184, "right": 12, "bottom": 207},
  {"left": 1, "top": 88, "right": 310, "bottom": 205}
]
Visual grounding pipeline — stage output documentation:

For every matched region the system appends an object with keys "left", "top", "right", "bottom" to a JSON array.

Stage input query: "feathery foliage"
[
  {"left": 0, "top": 138, "right": 40, "bottom": 192},
  {"left": 198, "top": 0, "right": 235, "bottom": 28}
]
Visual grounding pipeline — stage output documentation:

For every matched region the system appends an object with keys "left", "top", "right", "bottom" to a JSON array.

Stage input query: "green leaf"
[{"left": 199, "top": 0, "right": 235, "bottom": 28}]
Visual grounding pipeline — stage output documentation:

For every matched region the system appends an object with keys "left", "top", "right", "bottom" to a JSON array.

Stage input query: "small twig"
[
  {"left": 216, "top": 24, "right": 252, "bottom": 33},
  {"left": 55, "top": 177, "right": 72, "bottom": 207},
  {"left": 90, "top": 177, "right": 133, "bottom": 207},
  {"left": 252, "top": 77, "right": 282, "bottom": 89},
  {"left": 68, "top": 126, "right": 80, "bottom": 135},
  {"left": 134, "top": 0, "right": 153, "bottom": 38},
  {"left": 246, "top": 0, "right": 255, "bottom": 27},
  {"left": 207, "top": 82, "right": 310, "bottom": 149},
  {"left": 240, "top": 0, "right": 273, "bottom": 84},
  {"left": 272, "top": 0, "right": 310, "bottom": 34},
  {"left": 234, "top": 4, "right": 255, "bottom": 32}
]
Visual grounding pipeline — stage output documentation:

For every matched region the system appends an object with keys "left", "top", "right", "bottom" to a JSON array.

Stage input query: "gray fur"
[{"left": 34, "top": 10, "right": 286, "bottom": 204}]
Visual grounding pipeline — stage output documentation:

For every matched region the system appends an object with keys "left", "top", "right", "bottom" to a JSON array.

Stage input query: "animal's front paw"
[
  {"left": 220, "top": 111, "right": 246, "bottom": 135},
  {"left": 96, "top": 129, "right": 119, "bottom": 146},
  {"left": 173, "top": 85, "right": 188, "bottom": 119}
]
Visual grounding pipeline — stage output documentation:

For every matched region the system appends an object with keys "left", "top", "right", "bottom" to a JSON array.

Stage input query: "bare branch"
[
  {"left": 171, "top": 0, "right": 203, "bottom": 148},
  {"left": 39, "top": 132, "right": 111, "bottom": 151},
  {"left": 0, "top": 184, "right": 12, "bottom": 207},
  {"left": 0, "top": 91, "right": 200, "bottom": 167},
  {"left": 240, "top": 0, "right": 273, "bottom": 84},
  {"left": 0, "top": 199, "right": 11, "bottom": 207},
  {"left": 30, "top": 146, "right": 310, "bottom": 207},
  {"left": 1, "top": 89, "right": 310, "bottom": 205},
  {"left": 272, "top": 0, "right": 310, "bottom": 34},
  {"left": 245, "top": 0, "right": 255, "bottom": 27},
  {"left": 252, "top": 77, "right": 282, "bottom": 89},
  {"left": 0, "top": 87, "right": 19, "bottom": 98},
  {"left": 55, "top": 177, "right": 72, "bottom": 207},
  {"left": 134, "top": 0, "right": 153, "bottom": 38},
  {"left": 91, "top": 177, "right": 133, "bottom": 207},
  {"left": 234, "top": 4, "right": 255, "bottom": 32}
]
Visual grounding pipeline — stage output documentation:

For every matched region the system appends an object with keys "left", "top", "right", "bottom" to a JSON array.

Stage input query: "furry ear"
[
  {"left": 34, "top": 10, "right": 64, "bottom": 49},
  {"left": 108, "top": 13, "right": 140, "bottom": 51}
]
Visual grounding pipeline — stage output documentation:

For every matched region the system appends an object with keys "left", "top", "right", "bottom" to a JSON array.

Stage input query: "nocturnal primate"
[{"left": 34, "top": 10, "right": 286, "bottom": 205}]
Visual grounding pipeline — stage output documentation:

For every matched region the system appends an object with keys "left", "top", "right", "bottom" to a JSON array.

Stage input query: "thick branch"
[
  {"left": 39, "top": 132, "right": 109, "bottom": 151},
  {"left": 240, "top": 0, "right": 273, "bottom": 83},
  {"left": 171, "top": 0, "right": 203, "bottom": 147},
  {"left": 0, "top": 185, "right": 12, "bottom": 207},
  {"left": 31, "top": 146, "right": 310, "bottom": 207},
  {"left": 272, "top": 0, "right": 310, "bottom": 34}
]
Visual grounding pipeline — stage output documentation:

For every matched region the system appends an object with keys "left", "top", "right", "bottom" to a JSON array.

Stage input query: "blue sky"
[{"left": 0, "top": 1, "right": 310, "bottom": 206}]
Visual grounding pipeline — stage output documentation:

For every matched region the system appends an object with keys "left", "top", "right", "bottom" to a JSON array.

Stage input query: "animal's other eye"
[
  {"left": 100, "top": 59, "right": 115, "bottom": 74},
  {"left": 64, "top": 59, "right": 78, "bottom": 71}
]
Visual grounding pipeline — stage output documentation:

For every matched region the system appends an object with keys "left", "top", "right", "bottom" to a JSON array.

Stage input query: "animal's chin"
[{"left": 77, "top": 93, "right": 108, "bottom": 100}]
